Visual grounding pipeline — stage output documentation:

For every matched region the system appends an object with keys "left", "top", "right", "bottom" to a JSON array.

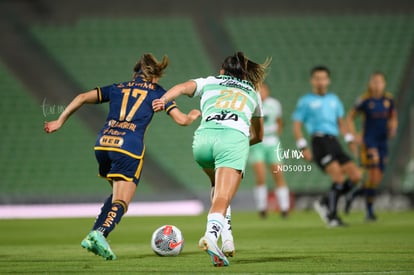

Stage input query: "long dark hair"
[{"left": 221, "top": 52, "right": 271, "bottom": 89}]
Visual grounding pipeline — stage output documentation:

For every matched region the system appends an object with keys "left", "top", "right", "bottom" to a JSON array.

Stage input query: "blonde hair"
[
  {"left": 221, "top": 52, "right": 271, "bottom": 89},
  {"left": 133, "top": 53, "right": 169, "bottom": 82}
]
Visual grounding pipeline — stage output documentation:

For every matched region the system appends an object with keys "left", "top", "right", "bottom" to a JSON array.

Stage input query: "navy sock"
[
  {"left": 365, "top": 188, "right": 376, "bottom": 216},
  {"left": 328, "top": 183, "right": 343, "bottom": 218},
  {"left": 92, "top": 194, "right": 113, "bottom": 231},
  {"left": 96, "top": 200, "right": 128, "bottom": 237},
  {"left": 341, "top": 179, "right": 354, "bottom": 195}
]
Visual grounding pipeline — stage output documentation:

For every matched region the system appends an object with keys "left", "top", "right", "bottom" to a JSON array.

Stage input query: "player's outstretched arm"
[
  {"left": 153, "top": 81, "right": 197, "bottom": 112},
  {"left": 168, "top": 108, "right": 201, "bottom": 126},
  {"left": 44, "top": 89, "right": 98, "bottom": 133},
  {"left": 250, "top": 117, "right": 264, "bottom": 146},
  {"left": 293, "top": 120, "right": 312, "bottom": 161},
  {"left": 339, "top": 115, "right": 359, "bottom": 157},
  {"left": 346, "top": 109, "right": 359, "bottom": 139}
]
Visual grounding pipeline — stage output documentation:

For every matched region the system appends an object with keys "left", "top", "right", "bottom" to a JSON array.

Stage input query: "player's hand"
[
  {"left": 302, "top": 148, "right": 313, "bottom": 162},
  {"left": 152, "top": 99, "right": 165, "bottom": 112},
  {"left": 188, "top": 109, "right": 201, "bottom": 121},
  {"left": 44, "top": 120, "right": 62, "bottom": 133}
]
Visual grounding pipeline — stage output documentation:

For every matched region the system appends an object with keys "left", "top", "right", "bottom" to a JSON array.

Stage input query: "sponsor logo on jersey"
[
  {"left": 219, "top": 78, "right": 252, "bottom": 92},
  {"left": 99, "top": 135, "right": 124, "bottom": 147},
  {"left": 205, "top": 111, "right": 239, "bottom": 122}
]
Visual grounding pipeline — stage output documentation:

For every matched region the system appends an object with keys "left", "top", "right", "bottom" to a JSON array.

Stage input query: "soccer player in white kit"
[
  {"left": 153, "top": 52, "right": 268, "bottom": 267},
  {"left": 249, "top": 84, "right": 290, "bottom": 218}
]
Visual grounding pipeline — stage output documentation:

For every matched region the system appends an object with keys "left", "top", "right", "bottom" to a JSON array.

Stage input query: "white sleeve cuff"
[{"left": 296, "top": 138, "right": 308, "bottom": 149}]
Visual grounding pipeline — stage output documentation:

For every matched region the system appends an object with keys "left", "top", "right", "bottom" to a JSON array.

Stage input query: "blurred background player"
[
  {"left": 249, "top": 83, "right": 290, "bottom": 218},
  {"left": 346, "top": 71, "right": 398, "bottom": 221},
  {"left": 44, "top": 54, "right": 200, "bottom": 260},
  {"left": 153, "top": 52, "right": 267, "bottom": 267},
  {"left": 292, "top": 66, "right": 362, "bottom": 227}
]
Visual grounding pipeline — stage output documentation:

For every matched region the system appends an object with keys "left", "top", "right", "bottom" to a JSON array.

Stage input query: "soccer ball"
[{"left": 151, "top": 225, "right": 184, "bottom": 256}]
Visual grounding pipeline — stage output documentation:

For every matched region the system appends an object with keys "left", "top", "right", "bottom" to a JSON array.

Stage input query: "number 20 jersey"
[
  {"left": 192, "top": 75, "right": 263, "bottom": 137},
  {"left": 94, "top": 77, "right": 176, "bottom": 158}
]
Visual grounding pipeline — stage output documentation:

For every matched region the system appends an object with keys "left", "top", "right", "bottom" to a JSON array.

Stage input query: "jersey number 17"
[{"left": 119, "top": 88, "right": 148, "bottom": 121}]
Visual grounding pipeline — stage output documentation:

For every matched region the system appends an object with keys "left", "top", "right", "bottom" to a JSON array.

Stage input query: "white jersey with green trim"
[
  {"left": 262, "top": 97, "right": 282, "bottom": 145},
  {"left": 192, "top": 75, "right": 263, "bottom": 136}
]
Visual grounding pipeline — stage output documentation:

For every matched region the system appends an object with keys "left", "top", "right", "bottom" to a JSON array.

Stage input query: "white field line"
[{"left": 0, "top": 200, "right": 204, "bottom": 219}]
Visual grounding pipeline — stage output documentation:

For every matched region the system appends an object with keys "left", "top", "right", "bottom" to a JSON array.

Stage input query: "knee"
[
  {"left": 367, "top": 149, "right": 380, "bottom": 165},
  {"left": 350, "top": 169, "right": 362, "bottom": 183}
]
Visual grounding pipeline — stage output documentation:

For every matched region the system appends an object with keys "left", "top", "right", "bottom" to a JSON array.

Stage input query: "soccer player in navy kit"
[
  {"left": 44, "top": 54, "right": 200, "bottom": 260},
  {"left": 293, "top": 66, "right": 362, "bottom": 227},
  {"left": 346, "top": 72, "right": 398, "bottom": 221}
]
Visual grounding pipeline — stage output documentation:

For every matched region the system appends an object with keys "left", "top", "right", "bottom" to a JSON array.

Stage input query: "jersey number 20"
[
  {"left": 119, "top": 88, "right": 148, "bottom": 121},
  {"left": 215, "top": 90, "right": 247, "bottom": 111}
]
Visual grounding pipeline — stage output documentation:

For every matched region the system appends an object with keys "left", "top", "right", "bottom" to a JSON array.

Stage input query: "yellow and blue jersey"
[
  {"left": 354, "top": 92, "right": 394, "bottom": 144},
  {"left": 94, "top": 77, "right": 176, "bottom": 158},
  {"left": 292, "top": 92, "right": 345, "bottom": 136}
]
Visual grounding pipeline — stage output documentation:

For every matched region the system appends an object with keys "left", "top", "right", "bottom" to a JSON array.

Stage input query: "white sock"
[
  {"left": 221, "top": 205, "right": 233, "bottom": 242},
  {"left": 276, "top": 186, "right": 290, "bottom": 212},
  {"left": 205, "top": 213, "right": 225, "bottom": 242},
  {"left": 254, "top": 185, "right": 268, "bottom": 211}
]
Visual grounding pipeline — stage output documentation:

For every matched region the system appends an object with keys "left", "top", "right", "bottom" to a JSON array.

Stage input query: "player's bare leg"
[
  {"left": 203, "top": 168, "right": 235, "bottom": 256},
  {"left": 271, "top": 164, "right": 290, "bottom": 218},
  {"left": 253, "top": 162, "right": 268, "bottom": 218},
  {"left": 199, "top": 167, "right": 242, "bottom": 266},
  {"left": 341, "top": 161, "right": 362, "bottom": 185}
]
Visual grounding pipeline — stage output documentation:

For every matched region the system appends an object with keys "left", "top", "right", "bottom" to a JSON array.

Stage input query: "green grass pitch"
[{"left": 1, "top": 211, "right": 414, "bottom": 274}]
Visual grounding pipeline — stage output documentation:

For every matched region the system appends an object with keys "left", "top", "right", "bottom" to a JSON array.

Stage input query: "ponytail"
[
  {"left": 221, "top": 52, "right": 271, "bottom": 89},
  {"left": 133, "top": 53, "right": 169, "bottom": 82}
]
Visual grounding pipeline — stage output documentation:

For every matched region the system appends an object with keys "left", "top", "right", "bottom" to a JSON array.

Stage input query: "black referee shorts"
[{"left": 311, "top": 134, "right": 351, "bottom": 171}]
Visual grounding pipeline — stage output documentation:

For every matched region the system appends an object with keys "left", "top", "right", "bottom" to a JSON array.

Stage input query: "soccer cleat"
[
  {"left": 259, "top": 210, "right": 267, "bottom": 219},
  {"left": 222, "top": 240, "right": 235, "bottom": 257},
  {"left": 81, "top": 230, "right": 117, "bottom": 260},
  {"left": 365, "top": 213, "right": 378, "bottom": 222},
  {"left": 81, "top": 236, "right": 99, "bottom": 255},
  {"left": 198, "top": 236, "right": 229, "bottom": 267},
  {"left": 327, "top": 215, "right": 347, "bottom": 228},
  {"left": 313, "top": 199, "right": 329, "bottom": 225},
  {"left": 281, "top": 211, "right": 289, "bottom": 219}
]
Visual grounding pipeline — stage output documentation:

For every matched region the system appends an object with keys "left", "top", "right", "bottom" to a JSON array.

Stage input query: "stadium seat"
[{"left": 225, "top": 14, "right": 414, "bottom": 191}]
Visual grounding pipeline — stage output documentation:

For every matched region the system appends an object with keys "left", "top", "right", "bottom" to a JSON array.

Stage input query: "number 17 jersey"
[
  {"left": 94, "top": 77, "right": 176, "bottom": 158},
  {"left": 192, "top": 75, "right": 263, "bottom": 137}
]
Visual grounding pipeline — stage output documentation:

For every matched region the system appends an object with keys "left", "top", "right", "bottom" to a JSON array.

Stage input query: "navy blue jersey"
[
  {"left": 94, "top": 77, "right": 176, "bottom": 158},
  {"left": 354, "top": 92, "right": 394, "bottom": 144}
]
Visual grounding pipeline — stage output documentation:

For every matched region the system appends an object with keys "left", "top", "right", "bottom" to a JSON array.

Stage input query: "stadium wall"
[{"left": 0, "top": 0, "right": 413, "bottom": 208}]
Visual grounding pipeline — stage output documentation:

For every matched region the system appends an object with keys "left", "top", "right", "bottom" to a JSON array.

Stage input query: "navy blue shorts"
[{"left": 95, "top": 149, "right": 144, "bottom": 185}]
